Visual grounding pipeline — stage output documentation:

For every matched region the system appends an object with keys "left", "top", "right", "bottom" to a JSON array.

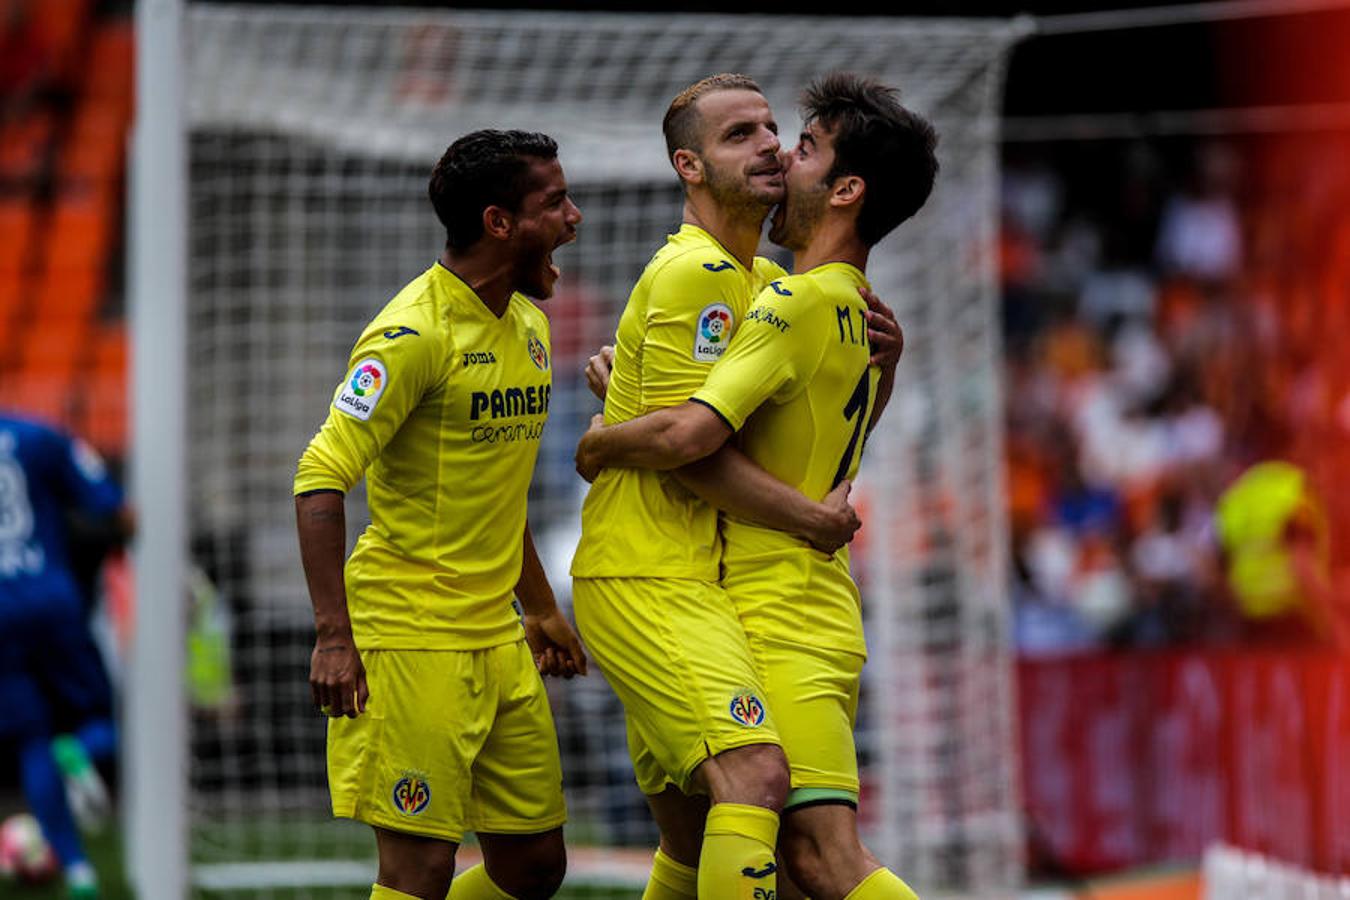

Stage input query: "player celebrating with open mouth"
[{"left": 295, "top": 129, "right": 587, "bottom": 900}]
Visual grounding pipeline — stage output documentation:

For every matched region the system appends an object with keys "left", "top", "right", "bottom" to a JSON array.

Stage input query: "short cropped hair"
[
  {"left": 429, "top": 129, "right": 559, "bottom": 250},
  {"left": 662, "top": 73, "right": 764, "bottom": 164},
  {"left": 802, "top": 73, "right": 939, "bottom": 247}
]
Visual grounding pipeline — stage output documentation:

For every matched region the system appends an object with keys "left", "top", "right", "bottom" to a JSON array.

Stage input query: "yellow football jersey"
[
  {"left": 294, "top": 263, "right": 553, "bottom": 650},
  {"left": 693, "top": 263, "right": 879, "bottom": 654},
  {"left": 570, "top": 225, "right": 786, "bottom": 580}
]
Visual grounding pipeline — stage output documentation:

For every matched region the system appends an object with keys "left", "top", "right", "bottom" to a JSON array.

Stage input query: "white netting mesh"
[
  {"left": 183, "top": 6, "right": 1025, "bottom": 896},
  {"left": 1203, "top": 844, "right": 1350, "bottom": 899}
]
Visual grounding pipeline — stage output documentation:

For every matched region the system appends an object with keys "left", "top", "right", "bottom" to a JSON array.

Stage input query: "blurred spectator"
[
  {"left": 1155, "top": 144, "right": 1242, "bottom": 284},
  {"left": 1214, "top": 460, "right": 1336, "bottom": 645}
]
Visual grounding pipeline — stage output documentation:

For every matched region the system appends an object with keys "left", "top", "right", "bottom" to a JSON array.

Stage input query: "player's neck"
[
  {"left": 682, "top": 197, "right": 764, "bottom": 270},
  {"left": 439, "top": 249, "right": 513, "bottom": 317},
  {"left": 793, "top": 222, "right": 868, "bottom": 275}
]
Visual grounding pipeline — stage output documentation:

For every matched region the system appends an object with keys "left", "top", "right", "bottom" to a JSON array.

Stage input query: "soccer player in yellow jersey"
[
  {"left": 294, "top": 130, "right": 587, "bottom": 900},
  {"left": 575, "top": 75, "right": 939, "bottom": 900},
  {"left": 570, "top": 74, "right": 872, "bottom": 900}
]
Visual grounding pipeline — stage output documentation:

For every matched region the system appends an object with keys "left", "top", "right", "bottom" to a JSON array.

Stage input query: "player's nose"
[{"left": 757, "top": 125, "right": 780, "bottom": 156}]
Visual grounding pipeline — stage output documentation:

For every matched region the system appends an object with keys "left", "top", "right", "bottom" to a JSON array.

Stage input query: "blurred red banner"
[{"left": 1018, "top": 650, "right": 1350, "bottom": 877}]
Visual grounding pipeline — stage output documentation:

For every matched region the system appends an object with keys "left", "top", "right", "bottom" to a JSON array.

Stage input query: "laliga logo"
[
  {"left": 701, "top": 308, "right": 731, "bottom": 343},
  {"left": 392, "top": 775, "right": 431, "bottom": 815},
  {"left": 350, "top": 363, "right": 382, "bottom": 397},
  {"left": 729, "top": 692, "right": 766, "bottom": 727}
]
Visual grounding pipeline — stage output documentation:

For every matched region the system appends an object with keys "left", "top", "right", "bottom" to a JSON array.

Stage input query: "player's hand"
[
  {"left": 310, "top": 637, "right": 368, "bottom": 718},
  {"left": 861, "top": 288, "right": 903, "bottom": 370},
  {"left": 575, "top": 414, "right": 606, "bottom": 483},
  {"left": 805, "top": 479, "right": 862, "bottom": 554},
  {"left": 585, "top": 345, "right": 615, "bottom": 402},
  {"left": 524, "top": 608, "right": 589, "bottom": 679}
]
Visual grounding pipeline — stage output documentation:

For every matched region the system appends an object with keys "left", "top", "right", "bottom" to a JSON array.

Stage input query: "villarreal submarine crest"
[
  {"left": 392, "top": 771, "right": 431, "bottom": 815},
  {"left": 527, "top": 332, "right": 549, "bottom": 371},
  {"left": 729, "top": 691, "right": 767, "bottom": 728}
]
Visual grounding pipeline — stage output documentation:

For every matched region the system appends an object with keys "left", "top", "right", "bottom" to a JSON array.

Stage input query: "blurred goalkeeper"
[
  {"left": 577, "top": 75, "right": 937, "bottom": 899},
  {"left": 0, "top": 414, "right": 130, "bottom": 900},
  {"left": 294, "top": 130, "right": 586, "bottom": 900}
]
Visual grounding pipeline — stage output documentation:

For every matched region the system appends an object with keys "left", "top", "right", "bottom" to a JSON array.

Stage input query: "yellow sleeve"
[
  {"left": 692, "top": 279, "right": 827, "bottom": 431},
  {"left": 753, "top": 255, "right": 789, "bottom": 286},
  {"left": 639, "top": 257, "right": 749, "bottom": 410},
  {"left": 294, "top": 312, "right": 444, "bottom": 494}
]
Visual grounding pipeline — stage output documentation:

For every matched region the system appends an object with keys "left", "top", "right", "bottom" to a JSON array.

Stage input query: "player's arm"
[
  {"left": 295, "top": 489, "right": 366, "bottom": 718},
  {"left": 672, "top": 448, "right": 859, "bottom": 553},
  {"left": 516, "top": 522, "right": 588, "bottom": 678},
  {"left": 294, "top": 318, "right": 441, "bottom": 718},
  {"left": 575, "top": 401, "right": 730, "bottom": 479},
  {"left": 862, "top": 287, "right": 902, "bottom": 435}
]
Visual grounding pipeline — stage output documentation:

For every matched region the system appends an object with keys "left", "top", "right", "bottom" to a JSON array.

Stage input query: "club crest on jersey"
[
  {"left": 694, "top": 303, "right": 734, "bottom": 362},
  {"left": 729, "top": 691, "right": 766, "bottom": 727},
  {"left": 334, "top": 357, "right": 387, "bottom": 422},
  {"left": 392, "top": 772, "right": 431, "bottom": 815},
  {"left": 527, "top": 334, "right": 549, "bottom": 371}
]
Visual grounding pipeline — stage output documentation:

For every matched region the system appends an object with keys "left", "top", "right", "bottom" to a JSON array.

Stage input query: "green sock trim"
[{"left": 785, "top": 786, "right": 859, "bottom": 810}]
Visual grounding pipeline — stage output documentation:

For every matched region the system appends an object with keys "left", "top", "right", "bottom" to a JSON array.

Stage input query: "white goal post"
[{"left": 132, "top": 6, "right": 1028, "bottom": 897}]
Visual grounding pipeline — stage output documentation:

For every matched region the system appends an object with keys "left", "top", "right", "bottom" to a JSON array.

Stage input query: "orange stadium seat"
[
  {"left": 80, "top": 343, "right": 127, "bottom": 456},
  {"left": 62, "top": 102, "right": 127, "bottom": 184},
  {"left": 33, "top": 269, "right": 103, "bottom": 324},
  {"left": 29, "top": 0, "right": 92, "bottom": 85},
  {"left": 0, "top": 112, "right": 54, "bottom": 183},
  {"left": 0, "top": 201, "right": 34, "bottom": 274},
  {"left": 19, "top": 314, "right": 89, "bottom": 376},
  {"left": 0, "top": 274, "right": 23, "bottom": 344},
  {"left": 43, "top": 194, "right": 113, "bottom": 274},
  {"left": 90, "top": 324, "right": 126, "bottom": 374},
  {"left": 82, "top": 22, "right": 134, "bottom": 116},
  {"left": 6, "top": 370, "right": 76, "bottom": 427}
]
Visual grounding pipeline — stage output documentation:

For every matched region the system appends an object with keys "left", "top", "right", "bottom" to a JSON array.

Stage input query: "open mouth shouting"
[{"left": 547, "top": 228, "right": 578, "bottom": 281}]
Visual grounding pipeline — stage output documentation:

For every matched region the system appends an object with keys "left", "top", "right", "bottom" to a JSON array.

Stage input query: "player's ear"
[
  {"left": 482, "top": 205, "right": 513, "bottom": 240},
  {"left": 672, "top": 149, "right": 703, "bottom": 186},
  {"left": 830, "top": 175, "right": 864, "bottom": 210}
]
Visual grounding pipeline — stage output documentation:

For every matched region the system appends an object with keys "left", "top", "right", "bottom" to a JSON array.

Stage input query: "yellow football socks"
[
  {"left": 642, "top": 847, "right": 698, "bottom": 900},
  {"left": 447, "top": 864, "right": 518, "bottom": 900},
  {"left": 842, "top": 867, "right": 920, "bottom": 900},
  {"left": 371, "top": 884, "right": 421, "bottom": 900},
  {"left": 699, "top": 803, "right": 780, "bottom": 900}
]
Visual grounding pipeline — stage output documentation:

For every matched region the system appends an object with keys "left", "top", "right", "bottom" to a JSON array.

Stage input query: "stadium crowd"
[{"left": 1002, "top": 136, "right": 1350, "bottom": 653}]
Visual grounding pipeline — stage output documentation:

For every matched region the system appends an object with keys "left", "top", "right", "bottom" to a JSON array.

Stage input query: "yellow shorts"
[
  {"left": 748, "top": 633, "right": 864, "bottom": 807},
  {"left": 327, "top": 641, "right": 566, "bottom": 842},
  {"left": 572, "top": 577, "right": 781, "bottom": 796}
]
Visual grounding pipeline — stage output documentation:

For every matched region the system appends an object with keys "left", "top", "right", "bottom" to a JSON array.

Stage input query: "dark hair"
[
  {"left": 801, "top": 73, "right": 939, "bottom": 247},
  {"left": 429, "top": 129, "right": 559, "bottom": 250},
  {"left": 662, "top": 73, "right": 763, "bottom": 166}
]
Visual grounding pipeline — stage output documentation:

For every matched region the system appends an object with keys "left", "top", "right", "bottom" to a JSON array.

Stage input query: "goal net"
[{"left": 180, "top": 6, "right": 1025, "bottom": 896}]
